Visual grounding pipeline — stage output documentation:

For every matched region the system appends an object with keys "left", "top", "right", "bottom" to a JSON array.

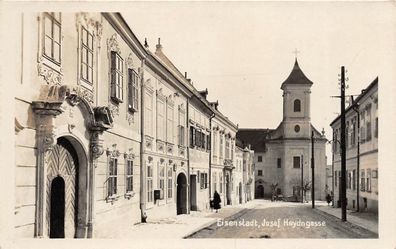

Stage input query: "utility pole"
[
  {"left": 311, "top": 130, "right": 315, "bottom": 208},
  {"left": 301, "top": 155, "right": 304, "bottom": 203},
  {"left": 340, "top": 66, "right": 347, "bottom": 221}
]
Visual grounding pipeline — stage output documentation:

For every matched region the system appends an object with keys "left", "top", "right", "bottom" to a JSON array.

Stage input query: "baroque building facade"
[
  {"left": 13, "top": 12, "right": 253, "bottom": 238},
  {"left": 237, "top": 59, "right": 328, "bottom": 201},
  {"left": 330, "top": 77, "right": 378, "bottom": 213}
]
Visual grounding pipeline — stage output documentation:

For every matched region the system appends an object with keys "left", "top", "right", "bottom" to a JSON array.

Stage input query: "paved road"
[{"left": 187, "top": 200, "right": 377, "bottom": 238}]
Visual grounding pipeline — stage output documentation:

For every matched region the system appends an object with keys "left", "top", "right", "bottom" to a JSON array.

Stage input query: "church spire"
[{"left": 281, "top": 58, "right": 313, "bottom": 90}]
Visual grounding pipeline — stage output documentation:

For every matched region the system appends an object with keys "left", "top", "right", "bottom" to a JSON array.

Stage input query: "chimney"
[
  {"left": 198, "top": 88, "right": 208, "bottom": 99},
  {"left": 210, "top": 101, "right": 219, "bottom": 110},
  {"left": 156, "top": 38, "right": 162, "bottom": 52}
]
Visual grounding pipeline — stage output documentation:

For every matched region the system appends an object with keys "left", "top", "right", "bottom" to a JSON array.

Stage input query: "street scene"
[{"left": 4, "top": 1, "right": 390, "bottom": 244}]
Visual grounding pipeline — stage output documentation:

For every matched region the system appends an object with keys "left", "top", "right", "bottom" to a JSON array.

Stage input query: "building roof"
[
  {"left": 329, "top": 76, "right": 378, "bottom": 127},
  {"left": 236, "top": 129, "right": 274, "bottom": 152},
  {"left": 281, "top": 59, "right": 313, "bottom": 89}
]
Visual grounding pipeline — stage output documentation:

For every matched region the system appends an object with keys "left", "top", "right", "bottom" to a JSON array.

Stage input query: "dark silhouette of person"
[{"left": 213, "top": 190, "right": 221, "bottom": 213}]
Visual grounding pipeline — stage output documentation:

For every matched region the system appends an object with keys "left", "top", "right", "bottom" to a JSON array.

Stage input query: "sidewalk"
[
  {"left": 315, "top": 201, "right": 378, "bottom": 234},
  {"left": 108, "top": 200, "right": 258, "bottom": 239}
]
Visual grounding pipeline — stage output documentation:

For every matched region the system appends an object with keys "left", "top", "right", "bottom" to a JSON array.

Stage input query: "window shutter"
[
  {"left": 128, "top": 69, "right": 133, "bottom": 111},
  {"left": 133, "top": 71, "right": 139, "bottom": 111}
]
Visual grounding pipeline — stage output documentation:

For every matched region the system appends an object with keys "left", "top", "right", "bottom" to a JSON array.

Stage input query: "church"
[{"left": 237, "top": 59, "right": 328, "bottom": 201}]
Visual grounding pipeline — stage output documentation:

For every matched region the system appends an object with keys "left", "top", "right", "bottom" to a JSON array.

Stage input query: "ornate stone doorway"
[
  {"left": 46, "top": 137, "right": 79, "bottom": 238},
  {"left": 176, "top": 173, "right": 187, "bottom": 215}
]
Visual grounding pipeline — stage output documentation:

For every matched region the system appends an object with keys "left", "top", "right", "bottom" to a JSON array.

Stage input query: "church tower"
[{"left": 281, "top": 59, "right": 313, "bottom": 138}]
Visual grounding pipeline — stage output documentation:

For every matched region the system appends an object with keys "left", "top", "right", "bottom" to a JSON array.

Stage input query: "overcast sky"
[{"left": 123, "top": 2, "right": 395, "bottom": 163}]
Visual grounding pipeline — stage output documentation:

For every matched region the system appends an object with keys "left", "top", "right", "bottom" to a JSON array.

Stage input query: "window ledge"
[
  {"left": 106, "top": 195, "right": 120, "bottom": 204},
  {"left": 124, "top": 192, "right": 135, "bottom": 200}
]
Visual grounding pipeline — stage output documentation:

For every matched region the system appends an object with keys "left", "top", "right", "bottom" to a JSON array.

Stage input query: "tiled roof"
[{"left": 236, "top": 129, "right": 274, "bottom": 152}]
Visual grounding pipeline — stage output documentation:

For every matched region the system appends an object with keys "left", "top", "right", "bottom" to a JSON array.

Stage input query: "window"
[
  {"left": 213, "top": 172, "right": 217, "bottom": 192},
  {"left": 375, "top": 117, "right": 378, "bottom": 138},
  {"left": 81, "top": 27, "right": 94, "bottom": 84},
  {"left": 144, "top": 92, "right": 153, "bottom": 136},
  {"left": 352, "top": 169, "right": 356, "bottom": 190},
  {"left": 361, "top": 169, "right": 365, "bottom": 192},
  {"left": 157, "top": 100, "right": 165, "bottom": 140},
  {"left": 366, "top": 169, "right": 371, "bottom": 192},
  {"left": 167, "top": 167, "right": 173, "bottom": 199},
  {"left": 110, "top": 51, "right": 124, "bottom": 103},
  {"left": 258, "top": 156, "right": 262, "bottom": 162},
  {"left": 128, "top": 69, "right": 139, "bottom": 112},
  {"left": 258, "top": 170, "right": 263, "bottom": 176},
  {"left": 366, "top": 105, "right": 372, "bottom": 141},
  {"left": 213, "top": 131, "right": 217, "bottom": 156},
  {"left": 347, "top": 170, "right": 351, "bottom": 189},
  {"left": 167, "top": 104, "right": 174, "bottom": 143},
  {"left": 351, "top": 118, "right": 356, "bottom": 147},
  {"left": 200, "top": 173, "right": 208, "bottom": 189},
  {"left": 126, "top": 160, "right": 133, "bottom": 193},
  {"left": 360, "top": 111, "right": 366, "bottom": 143},
  {"left": 294, "top": 99, "right": 301, "bottom": 112},
  {"left": 190, "top": 126, "right": 195, "bottom": 148},
  {"left": 277, "top": 158, "right": 281, "bottom": 168},
  {"left": 335, "top": 170, "right": 338, "bottom": 187},
  {"left": 346, "top": 121, "right": 349, "bottom": 148},
  {"left": 225, "top": 138, "right": 230, "bottom": 159},
  {"left": 147, "top": 163, "right": 153, "bottom": 202},
  {"left": 293, "top": 156, "right": 300, "bottom": 168},
  {"left": 108, "top": 158, "right": 118, "bottom": 197},
  {"left": 159, "top": 163, "right": 165, "bottom": 199},
  {"left": 43, "top": 12, "right": 61, "bottom": 64},
  {"left": 206, "top": 134, "right": 211, "bottom": 152},
  {"left": 178, "top": 108, "right": 185, "bottom": 147},
  {"left": 220, "top": 135, "right": 224, "bottom": 159}
]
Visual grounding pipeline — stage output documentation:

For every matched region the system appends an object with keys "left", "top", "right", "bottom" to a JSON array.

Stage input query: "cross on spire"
[{"left": 293, "top": 48, "right": 300, "bottom": 59}]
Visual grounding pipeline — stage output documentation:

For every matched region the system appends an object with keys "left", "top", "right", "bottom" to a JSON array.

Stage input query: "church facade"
[{"left": 237, "top": 60, "right": 328, "bottom": 201}]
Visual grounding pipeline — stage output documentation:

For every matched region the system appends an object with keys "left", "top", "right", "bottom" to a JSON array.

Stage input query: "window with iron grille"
[
  {"left": 108, "top": 158, "right": 118, "bottom": 197},
  {"left": 128, "top": 68, "right": 139, "bottom": 112},
  {"left": 43, "top": 12, "right": 62, "bottom": 65},
  {"left": 293, "top": 156, "right": 300, "bottom": 168},
  {"left": 167, "top": 167, "right": 173, "bottom": 199},
  {"left": 110, "top": 51, "right": 124, "bottom": 103},
  {"left": 81, "top": 26, "right": 94, "bottom": 84},
  {"left": 158, "top": 163, "right": 165, "bottom": 199},
  {"left": 147, "top": 163, "right": 153, "bottom": 202},
  {"left": 126, "top": 160, "right": 133, "bottom": 193}
]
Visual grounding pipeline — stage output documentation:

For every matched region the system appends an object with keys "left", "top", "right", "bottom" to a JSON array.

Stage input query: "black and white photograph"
[{"left": 1, "top": 1, "right": 395, "bottom": 249}]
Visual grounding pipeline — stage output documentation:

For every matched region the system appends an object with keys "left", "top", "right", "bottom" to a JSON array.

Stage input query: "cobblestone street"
[{"left": 187, "top": 200, "right": 378, "bottom": 239}]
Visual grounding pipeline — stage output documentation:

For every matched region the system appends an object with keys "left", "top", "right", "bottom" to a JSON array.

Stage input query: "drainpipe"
[
  {"left": 186, "top": 98, "right": 190, "bottom": 214},
  {"left": 352, "top": 104, "right": 360, "bottom": 212},
  {"left": 208, "top": 113, "right": 215, "bottom": 201},
  {"left": 140, "top": 58, "right": 147, "bottom": 222}
]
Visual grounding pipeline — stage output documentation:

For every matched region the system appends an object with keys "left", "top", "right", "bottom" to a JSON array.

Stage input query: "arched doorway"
[
  {"left": 176, "top": 173, "right": 187, "bottom": 215},
  {"left": 239, "top": 182, "right": 243, "bottom": 204},
  {"left": 256, "top": 185, "right": 264, "bottom": 199},
  {"left": 50, "top": 176, "right": 65, "bottom": 238},
  {"left": 46, "top": 137, "right": 87, "bottom": 238}
]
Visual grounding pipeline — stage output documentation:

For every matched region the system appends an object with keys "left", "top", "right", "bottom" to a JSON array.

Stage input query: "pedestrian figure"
[
  {"left": 326, "top": 193, "right": 332, "bottom": 206},
  {"left": 213, "top": 190, "right": 221, "bottom": 213}
]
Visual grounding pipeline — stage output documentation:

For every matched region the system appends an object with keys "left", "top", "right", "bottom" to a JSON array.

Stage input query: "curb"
[{"left": 183, "top": 208, "right": 249, "bottom": 239}]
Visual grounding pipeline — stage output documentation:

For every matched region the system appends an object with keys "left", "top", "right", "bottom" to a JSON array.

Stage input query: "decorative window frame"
[
  {"left": 124, "top": 148, "right": 136, "bottom": 199},
  {"left": 126, "top": 53, "right": 140, "bottom": 114},
  {"left": 107, "top": 33, "right": 123, "bottom": 108},
  {"left": 37, "top": 12, "right": 63, "bottom": 86},
  {"left": 106, "top": 145, "right": 121, "bottom": 203}
]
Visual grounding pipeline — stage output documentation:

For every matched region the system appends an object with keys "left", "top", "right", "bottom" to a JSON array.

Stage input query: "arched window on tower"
[{"left": 294, "top": 99, "right": 301, "bottom": 112}]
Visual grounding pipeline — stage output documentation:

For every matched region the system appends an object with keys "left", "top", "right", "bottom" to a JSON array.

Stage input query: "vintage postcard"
[{"left": 1, "top": 1, "right": 395, "bottom": 249}]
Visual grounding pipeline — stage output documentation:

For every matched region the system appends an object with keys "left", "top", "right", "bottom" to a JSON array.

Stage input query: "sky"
[{"left": 122, "top": 2, "right": 396, "bottom": 164}]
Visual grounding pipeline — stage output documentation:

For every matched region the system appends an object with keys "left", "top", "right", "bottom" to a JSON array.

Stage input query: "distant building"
[
  {"left": 330, "top": 77, "right": 378, "bottom": 213},
  {"left": 237, "top": 59, "right": 328, "bottom": 201}
]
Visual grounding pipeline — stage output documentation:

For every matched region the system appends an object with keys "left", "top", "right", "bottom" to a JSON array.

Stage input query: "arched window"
[{"left": 294, "top": 99, "right": 301, "bottom": 112}]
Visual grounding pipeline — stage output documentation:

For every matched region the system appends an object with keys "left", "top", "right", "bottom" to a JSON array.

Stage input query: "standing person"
[{"left": 213, "top": 190, "right": 222, "bottom": 213}]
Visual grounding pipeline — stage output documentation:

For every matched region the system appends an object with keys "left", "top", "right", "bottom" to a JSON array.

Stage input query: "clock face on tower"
[{"left": 294, "top": 125, "right": 300, "bottom": 133}]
